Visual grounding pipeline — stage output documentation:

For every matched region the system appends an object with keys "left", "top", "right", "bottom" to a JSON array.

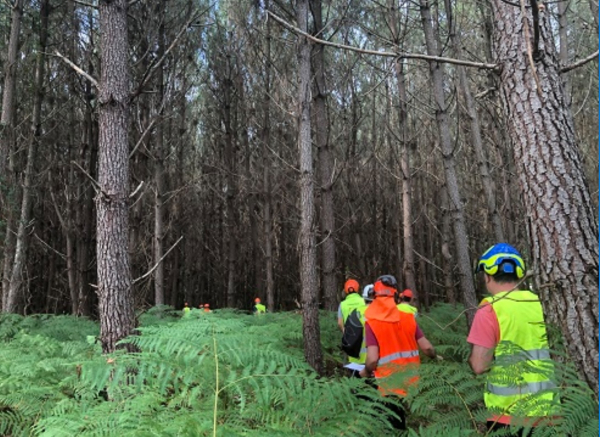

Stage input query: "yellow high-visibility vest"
[
  {"left": 396, "top": 303, "right": 418, "bottom": 315},
  {"left": 482, "top": 290, "right": 558, "bottom": 419},
  {"left": 340, "top": 293, "right": 367, "bottom": 364}
]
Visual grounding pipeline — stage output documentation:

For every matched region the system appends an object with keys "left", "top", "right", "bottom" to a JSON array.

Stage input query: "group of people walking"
[
  {"left": 338, "top": 243, "right": 558, "bottom": 435},
  {"left": 182, "top": 302, "right": 211, "bottom": 315}
]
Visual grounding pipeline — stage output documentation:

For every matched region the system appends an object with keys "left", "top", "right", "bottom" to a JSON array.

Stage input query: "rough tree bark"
[
  {"left": 310, "top": 0, "right": 337, "bottom": 311},
  {"left": 297, "top": 0, "right": 323, "bottom": 374},
  {"left": 97, "top": 0, "right": 136, "bottom": 353},
  {"left": 490, "top": 0, "right": 599, "bottom": 393}
]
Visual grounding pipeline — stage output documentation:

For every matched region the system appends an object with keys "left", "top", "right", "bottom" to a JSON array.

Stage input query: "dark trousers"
[
  {"left": 355, "top": 376, "right": 407, "bottom": 431},
  {"left": 381, "top": 396, "right": 406, "bottom": 431}
]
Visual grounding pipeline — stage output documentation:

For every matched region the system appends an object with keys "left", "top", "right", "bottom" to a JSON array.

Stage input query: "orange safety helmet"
[
  {"left": 344, "top": 279, "right": 360, "bottom": 294},
  {"left": 254, "top": 297, "right": 261, "bottom": 303},
  {"left": 402, "top": 289, "right": 413, "bottom": 299},
  {"left": 373, "top": 275, "right": 398, "bottom": 297}
]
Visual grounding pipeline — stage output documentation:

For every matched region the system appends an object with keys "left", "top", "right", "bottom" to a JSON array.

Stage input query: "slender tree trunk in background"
[
  {"left": 557, "top": 0, "right": 571, "bottom": 107},
  {"left": 221, "top": 53, "right": 237, "bottom": 308},
  {"left": 97, "top": 0, "right": 135, "bottom": 353},
  {"left": 0, "top": 0, "right": 24, "bottom": 312},
  {"left": 78, "top": 73, "right": 98, "bottom": 317},
  {"left": 490, "top": 0, "right": 599, "bottom": 393},
  {"left": 388, "top": 0, "right": 416, "bottom": 295},
  {"left": 445, "top": 0, "right": 505, "bottom": 243},
  {"left": 153, "top": 5, "right": 166, "bottom": 306},
  {"left": 589, "top": 0, "right": 599, "bottom": 30},
  {"left": 261, "top": 1, "right": 275, "bottom": 312},
  {"left": 440, "top": 186, "right": 456, "bottom": 304},
  {"left": 170, "top": 72, "right": 188, "bottom": 309},
  {"left": 417, "top": 171, "right": 431, "bottom": 310},
  {"left": 5, "top": 0, "right": 49, "bottom": 313},
  {"left": 419, "top": 0, "right": 478, "bottom": 325},
  {"left": 310, "top": 0, "right": 337, "bottom": 311},
  {"left": 297, "top": 0, "right": 323, "bottom": 374},
  {"left": 64, "top": 0, "right": 79, "bottom": 315}
]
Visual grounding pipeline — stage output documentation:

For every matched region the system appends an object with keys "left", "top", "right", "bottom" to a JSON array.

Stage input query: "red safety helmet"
[
  {"left": 402, "top": 289, "right": 413, "bottom": 299},
  {"left": 344, "top": 279, "right": 360, "bottom": 294},
  {"left": 204, "top": 303, "right": 210, "bottom": 308},
  {"left": 254, "top": 297, "right": 261, "bottom": 303}
]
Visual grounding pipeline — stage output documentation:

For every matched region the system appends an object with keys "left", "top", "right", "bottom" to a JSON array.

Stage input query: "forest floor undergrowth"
[{"left": 0, "top": 304, "right": 597, "bottom": 436}]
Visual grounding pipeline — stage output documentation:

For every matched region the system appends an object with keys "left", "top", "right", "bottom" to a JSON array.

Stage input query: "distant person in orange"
[
  {"left": 397, "top": 289, "right": 418, "bottom": 316},
  {"left": 203, "top": 303, "right": 212, "bottom": 313}
]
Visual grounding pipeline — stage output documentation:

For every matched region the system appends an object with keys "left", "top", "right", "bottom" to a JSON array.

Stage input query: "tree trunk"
[
  {"left": 153, "top": 4, "right": 166, "bottom": 306},
  {"left": 221, "top": 48, "right": 237, "bottom": 308},
  {"left": 77, "top": 76, "right": 98, "bottom": 317},
  {"left": 0, "top": 0, "right": 24, "bottom": 312},
  {"left": 261, "top": 1, "right": 275, "bottom": 312},
  {"left": 310, "top": 0, "right": 337, "bottom": 311},
  {"left": 440, "top": 186, "right": 456, "bottom": 304},
  {"left": 5, "top": 0, "right": 49, "bottom": 313},
  {"left": 445, "top": 0, "right": 505, "bottom": 243},
  {"left": 419, "top": 0, "right": 478, "bottom": 325},
  {"left": 297, "top": 0, "right": 323, "bottom": 374},
  {"left": 557, "top": 0, "right": 571, "bottom": 106},
  {"left": 388, "top": 0, "right": 417, "bottom": 295},
  {"left": 97, "top": 0, "right": 135, "bottom": 353},
  {"left": 589, "top": 0, "right": 599, "bottom": 30},
  {"left": 490, "top": 0, "right": 599, "bottom": 393}
]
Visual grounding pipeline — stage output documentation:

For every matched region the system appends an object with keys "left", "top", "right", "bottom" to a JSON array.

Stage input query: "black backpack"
[{"left": 341, "top": 309, "right": 364, "bottom": 358}]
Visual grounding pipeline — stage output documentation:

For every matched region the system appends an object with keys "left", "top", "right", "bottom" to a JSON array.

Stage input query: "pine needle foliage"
[{"left": 0, "top": 304, "right": 597, "bottom": 437}]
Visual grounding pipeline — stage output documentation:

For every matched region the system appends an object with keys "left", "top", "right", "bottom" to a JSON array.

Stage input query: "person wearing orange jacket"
[{"left": 359, "top": 275, "right": 438, "bottom": 430}]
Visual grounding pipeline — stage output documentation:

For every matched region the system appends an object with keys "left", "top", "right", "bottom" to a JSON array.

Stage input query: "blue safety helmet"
[{"left": 475, "top": 243, "right": 526, "bottom": 279}]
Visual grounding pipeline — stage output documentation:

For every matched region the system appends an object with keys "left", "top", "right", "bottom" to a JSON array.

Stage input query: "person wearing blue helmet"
[{"left": 467, "top": 243, "right": 558, "bottom": 436}]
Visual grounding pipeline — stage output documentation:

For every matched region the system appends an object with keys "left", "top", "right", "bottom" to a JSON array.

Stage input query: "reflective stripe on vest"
[
  {"left": 379, "top": 349, "right": 419, "bottom": 365},
  {"left": 500, "top": 348, "right": 551, "bottom": 362},
  {"left": 367, "top": 307, "right": 420, "bottom": 396},
  {"left": 487, "top": 380, "right": 557, "bottom": 396}
]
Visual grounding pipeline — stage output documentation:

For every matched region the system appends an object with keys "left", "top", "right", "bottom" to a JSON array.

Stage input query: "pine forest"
[{"left": 0, "top": 0, "right": 597, "bottom": 435}]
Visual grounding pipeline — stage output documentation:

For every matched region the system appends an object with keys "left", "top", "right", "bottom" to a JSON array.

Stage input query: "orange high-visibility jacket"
[{"left": 367, "top": 298, "right": 420, "bottom": 397}]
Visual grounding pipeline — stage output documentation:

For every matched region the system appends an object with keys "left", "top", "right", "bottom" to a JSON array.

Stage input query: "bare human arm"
[
  {"left": 359, "top": 345, "right": 379, "bottom": 378},
  {"left": 469, "top": 344, "right": 494, "bottom": 374},
  {"left": 417, "top": 336, "right": 437, "bottom": 359}
]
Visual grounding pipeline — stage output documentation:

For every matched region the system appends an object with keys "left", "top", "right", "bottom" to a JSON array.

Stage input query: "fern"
[{"left": 1, "top": 305, "right": 598, "bottom": 437}]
